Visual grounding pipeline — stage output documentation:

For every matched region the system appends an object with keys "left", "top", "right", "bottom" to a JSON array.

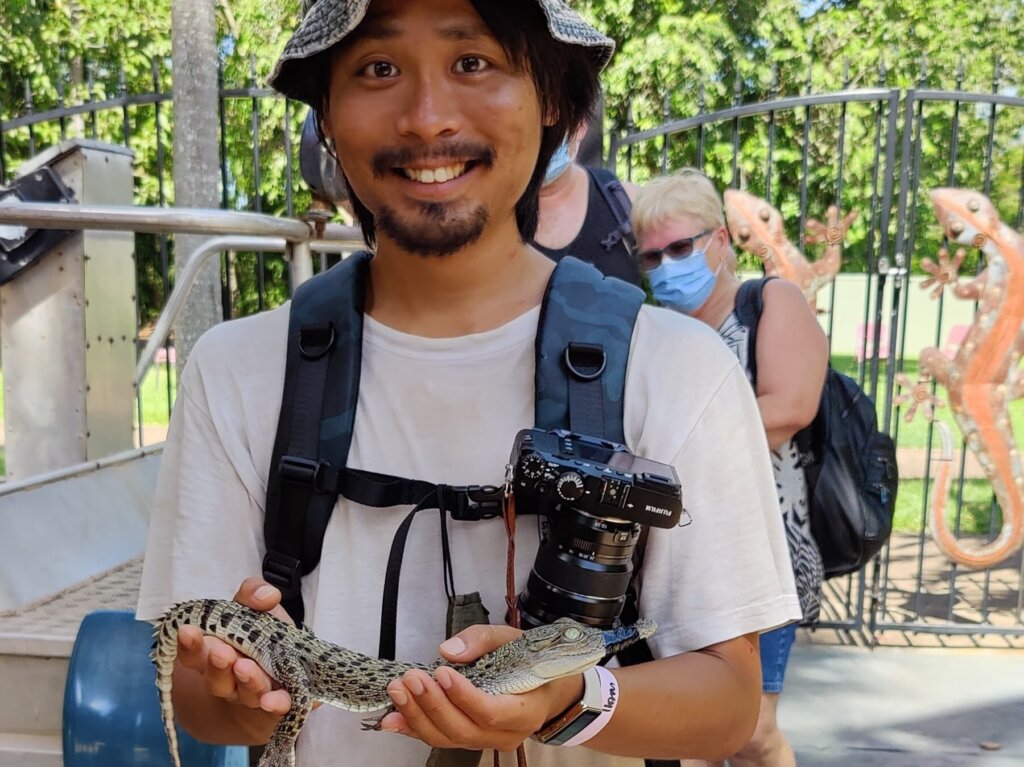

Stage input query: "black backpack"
[
  {"left": 261, "top": 250, "right": 649, "bottom": 642},
  {"left": 735, "top": 278, "right": 899, "bottom": 579}
]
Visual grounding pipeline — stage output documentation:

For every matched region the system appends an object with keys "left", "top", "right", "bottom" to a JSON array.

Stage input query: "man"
[
  {"left": 532, "top": 122, "right": 643, "bottom": 286},
  {"left": 136, "top": 1, "right": 800, "bottom": 765}
]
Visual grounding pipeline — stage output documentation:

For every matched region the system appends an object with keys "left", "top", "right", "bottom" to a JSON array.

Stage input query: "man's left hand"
[{"left": 377, "top": 624, "right": 583, "bottom": 751}]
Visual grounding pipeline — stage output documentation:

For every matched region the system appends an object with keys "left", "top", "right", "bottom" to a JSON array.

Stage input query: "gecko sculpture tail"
[
  {"left": 723, "top": 189, "right": 857, "bottom": 311},
  {"left": 900, "top": 189, "right": 1024, "bottom": 570}
]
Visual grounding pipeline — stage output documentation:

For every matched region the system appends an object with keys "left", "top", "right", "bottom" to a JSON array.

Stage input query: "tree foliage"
[{"left": 1, "top": 0, "right": 1022, "bottom": 317}]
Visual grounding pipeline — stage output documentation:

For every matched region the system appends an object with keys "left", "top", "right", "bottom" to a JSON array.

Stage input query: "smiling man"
[{"left": 135, "top": 1, "right": 801, "bottom": 765}]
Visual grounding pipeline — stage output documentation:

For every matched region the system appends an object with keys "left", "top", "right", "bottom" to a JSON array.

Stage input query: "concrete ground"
[{"left": 781, "top": 639, "right": 1024, "bottom": 766}]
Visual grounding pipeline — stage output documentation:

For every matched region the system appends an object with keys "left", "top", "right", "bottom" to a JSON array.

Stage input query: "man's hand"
[
  {"left": 378, "top": 624, "right": 583, "bottom": 751},
  {"left": 174, "top": 578, "right": 294, "bottom": 719}
]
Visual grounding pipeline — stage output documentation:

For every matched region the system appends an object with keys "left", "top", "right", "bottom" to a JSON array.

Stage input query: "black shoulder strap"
[
  {"left": 263, "top": 250, "right": 372, "bottom": 625},
  {"left": 535, "top": 256, "right": 644, "bottom": 440},
  {"left": 586, "top": 166, "right": 637, "bottom": 258},
  {"left": 734, "top": 277, "right": 775, "bottom": 386}
]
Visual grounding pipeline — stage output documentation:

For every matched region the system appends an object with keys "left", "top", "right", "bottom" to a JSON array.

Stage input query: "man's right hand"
[{"left": 175, "top": 578, "right": 293, "bottom": 718}]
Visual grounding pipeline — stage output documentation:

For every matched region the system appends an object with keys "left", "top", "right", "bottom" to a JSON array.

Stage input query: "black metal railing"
[
  {"left": 2, "top": 59, "right": 1022, "bottom": 645},
  {"left": 610, "top": 65, "right": 1024, "bottom": 645}
]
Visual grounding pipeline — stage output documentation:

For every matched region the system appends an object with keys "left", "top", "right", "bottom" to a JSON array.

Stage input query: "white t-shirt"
[{"left": 137, "top": 299, "right": 800, "bottom": 767}]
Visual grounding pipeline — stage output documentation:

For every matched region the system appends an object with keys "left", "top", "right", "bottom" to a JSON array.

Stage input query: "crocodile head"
[
  {"left": 930, "top": 188, "right": 1002, "bottom": 249},
  {"left": 519, "top": 617, "right": 656, "bottom": 681},
  {"left": 463, "top": 616, "right": 657, "bottom": 694},
  {"left": 723, "top": 188, "right": 785, "bottom": 261}
]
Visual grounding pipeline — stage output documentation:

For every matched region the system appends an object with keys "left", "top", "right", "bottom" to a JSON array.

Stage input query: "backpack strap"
[
  {"left": 263, "top": 251, "right": 371, "bottom": 625},
  {"left": 535, "top": 256, "right": 643, "bottom": 442},
  {"left": 733, "top": 276, "right": 776, "bottom": 386},
  {"left": 586, "top": 166, "right": 637, "bottom": 258}
]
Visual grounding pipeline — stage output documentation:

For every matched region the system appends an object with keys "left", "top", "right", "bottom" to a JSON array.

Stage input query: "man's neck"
[{"left": 366, "top": 219, "right": 555, "bottom": 338}]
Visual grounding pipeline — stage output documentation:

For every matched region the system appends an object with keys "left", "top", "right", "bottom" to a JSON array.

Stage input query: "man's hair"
[
  {"left": 631, "top": 168, "right": 727, "bottom": 239},
  {"left": 310, "top": 0, "right": 602, "bottom": 248}
]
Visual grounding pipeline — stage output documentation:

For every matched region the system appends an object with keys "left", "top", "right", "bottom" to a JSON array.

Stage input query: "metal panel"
[
  {"left": 80, "top": 146, "right": 136, "bottom": 460},
  {"left": 0, "top": 447, "right": 161, "bottom": 613},
  {"left": 0, "top": 140, "right": 136, "bottom": 478}
]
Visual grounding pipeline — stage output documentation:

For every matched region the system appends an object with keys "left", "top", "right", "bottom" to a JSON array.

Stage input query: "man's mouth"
[{"left": 401, "top": 163, "right": 470, "bottom": 185}]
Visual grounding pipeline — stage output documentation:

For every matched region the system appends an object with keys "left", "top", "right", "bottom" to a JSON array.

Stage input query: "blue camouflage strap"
[{"left": 535, "top": 256, "right": 644, "bottom": 442}]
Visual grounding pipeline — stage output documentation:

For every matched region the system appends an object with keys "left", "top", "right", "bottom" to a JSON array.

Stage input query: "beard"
[{"left": 376, "top": 200, "right": 489, "bottom": 258}]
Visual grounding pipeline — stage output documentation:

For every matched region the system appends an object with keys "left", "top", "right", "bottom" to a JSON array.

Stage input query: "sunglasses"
[{"left": 637, "top": 228, "right": 715, "bottom": 272}]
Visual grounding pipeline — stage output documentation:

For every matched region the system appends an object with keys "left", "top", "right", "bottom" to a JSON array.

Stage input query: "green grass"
[
  {"left": 892, "top": 478, "right": 1002, "bottom": 535},
  {"left": 831, "top": 354, "right": 1024, "bottom": 451},
  {"left": 136, "top": 364, "right": 177, "bottom": 427}
]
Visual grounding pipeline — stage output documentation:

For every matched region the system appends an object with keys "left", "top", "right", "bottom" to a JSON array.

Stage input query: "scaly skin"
[
  {"left": 724, "top": 189, "right": 857, "bottom": 311},
  {"left": 916, "top": 189, "right": 1024, "bottom": 569},
  {"left": 152, "top": 599, "right": 656, "bottom": 767}
]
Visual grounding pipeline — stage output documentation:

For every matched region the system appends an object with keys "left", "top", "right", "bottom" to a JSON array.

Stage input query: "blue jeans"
[{"left": 759, "top": 622, "right": 798, "bottom": 694}]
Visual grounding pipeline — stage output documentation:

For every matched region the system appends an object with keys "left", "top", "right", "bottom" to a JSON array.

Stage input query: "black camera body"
[{"left": 510, "top": 429, "right": 683, "bottom": 629}]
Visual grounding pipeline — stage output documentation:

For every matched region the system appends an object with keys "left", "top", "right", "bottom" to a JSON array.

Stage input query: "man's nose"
[{"left": 395, "top": 73, "right": 461, "bottom": 140}]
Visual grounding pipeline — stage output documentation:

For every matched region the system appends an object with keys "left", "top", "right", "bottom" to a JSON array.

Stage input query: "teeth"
[{"left": 404, "top": 164, "right": 467, "bottom": 184}]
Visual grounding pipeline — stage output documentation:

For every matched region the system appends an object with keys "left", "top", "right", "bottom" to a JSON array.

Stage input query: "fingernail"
[
  {"left": 440, "top": 637, "right": 466, "bottom": 655},
  {"left": 388, "top": 687, "right": 408, "bottom": 707},
  {"left": 179, "top": 631, "right": 194, "bottom": 650},
  {"left": 254, "top": 585, "right": 277, "bottom": 602},
  {"left": 210, "top": 653, "right": 229, "bottom": 670},
  {"left": 405, "top": 674, "right": 425, "bottom": 697},
  {"left": 436, "top": 669, "right": 453, "bottom": 690},
  {"left": 234, "top": 668, "right": 250, "bottom": 684}
]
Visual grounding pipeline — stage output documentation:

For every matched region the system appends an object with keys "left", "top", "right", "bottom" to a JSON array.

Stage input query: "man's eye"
[
  {"left": 454, "top": 56, "right": 487, "bottom": 74},
  {"left": 362, "top": 61, "right": 398, "bottom": 79}
]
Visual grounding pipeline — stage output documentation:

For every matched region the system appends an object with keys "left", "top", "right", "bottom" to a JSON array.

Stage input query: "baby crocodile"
[{"left": 152, "top": 598, "right": 656, "bottom": 767}]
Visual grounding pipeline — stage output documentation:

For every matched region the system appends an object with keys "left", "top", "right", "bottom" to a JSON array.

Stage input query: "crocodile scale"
[{"left": 152, "top": 599, "right": 656, "bottom": 767}]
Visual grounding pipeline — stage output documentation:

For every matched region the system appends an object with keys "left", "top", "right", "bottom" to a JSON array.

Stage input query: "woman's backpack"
[{"left": 735, "top": 278, "right": 899, "bottom": 579}]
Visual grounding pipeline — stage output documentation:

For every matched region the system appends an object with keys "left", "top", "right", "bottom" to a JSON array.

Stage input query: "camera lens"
[{"left": 518, "top": 509, "right": 641, "bottom": 629}]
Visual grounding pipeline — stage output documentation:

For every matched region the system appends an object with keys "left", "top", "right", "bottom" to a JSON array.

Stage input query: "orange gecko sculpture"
[
  {"left": 724, "top": 189, "right": 857, "bottom": 310},
  {"left": 896, "top": 189, "right": 1024, "bottom": 570}
]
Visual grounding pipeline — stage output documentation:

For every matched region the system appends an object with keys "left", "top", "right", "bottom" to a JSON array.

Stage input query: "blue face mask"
[
  {"left": 648, "top": 249, "right": 722, "bottom": 313},
  {"left": 542, "top": 137, "right": 574, "bottom": 186}
]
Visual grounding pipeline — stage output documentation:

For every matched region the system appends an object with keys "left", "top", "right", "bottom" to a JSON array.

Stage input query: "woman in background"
[{"left": 631, "top": 169, "right": 829, "bottom": 767}]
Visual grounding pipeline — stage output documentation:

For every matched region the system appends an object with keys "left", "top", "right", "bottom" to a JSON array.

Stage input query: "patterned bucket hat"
[{"left": 269, "top": 0, "right": 615, "bottom": 107}]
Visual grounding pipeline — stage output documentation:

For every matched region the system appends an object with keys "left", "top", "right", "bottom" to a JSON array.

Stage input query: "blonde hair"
[{"left": 631, "top": 168, "right": 726, "bottom": 240}]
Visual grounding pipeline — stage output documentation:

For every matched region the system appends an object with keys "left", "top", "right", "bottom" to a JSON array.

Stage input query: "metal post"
[{"left": 288, "top": 241, "right": 315, "bottom": 290}]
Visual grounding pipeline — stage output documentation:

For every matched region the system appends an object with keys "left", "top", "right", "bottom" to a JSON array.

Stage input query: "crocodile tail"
[
  {"left": 152, "top": 602, "right": 195, "bottom": 767},
  {"left": 929, "top": 423, "right": 1024, "bottom": 569}
]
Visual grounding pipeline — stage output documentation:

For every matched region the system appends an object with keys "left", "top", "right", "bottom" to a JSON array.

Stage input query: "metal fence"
[
  {"left": 2, "top": 61, "right": 1023, "bottom": 645},
  {"left": 610, "top": 69, "right": 1024, "bottom": 646}
]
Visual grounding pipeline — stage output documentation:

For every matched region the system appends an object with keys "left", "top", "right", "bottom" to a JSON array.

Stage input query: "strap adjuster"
[
  {"left": 279, "top": 455, "right": 328, "bottom": 489},
  {"left": 298, "top": 322, "right": 336, "bottom": 360},
  {"left": 446, "top": 484, "right": 503, "bottom": 521},
  {"left": 564, "top": 342, "right": 607, "bottom": 381},
  {"left": 262, "top": 551, "right": 303, "bottom": 596}
]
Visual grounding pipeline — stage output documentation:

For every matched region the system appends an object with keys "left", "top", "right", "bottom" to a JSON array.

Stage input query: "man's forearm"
[
  {"left": 172, "top": 662, "right": 280, "bottom": 745},
  {"left": 584, "top": 634, "right": 761, "bottom": 760}
]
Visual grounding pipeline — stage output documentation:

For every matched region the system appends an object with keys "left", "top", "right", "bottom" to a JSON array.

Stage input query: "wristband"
[{"left": 533, "top": 665, "right": 619, "bottom": 747}]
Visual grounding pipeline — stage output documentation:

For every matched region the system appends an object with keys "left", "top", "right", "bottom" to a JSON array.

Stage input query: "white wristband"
[{"left": 560, "top": 665, "right": 619, "bottom": 747}]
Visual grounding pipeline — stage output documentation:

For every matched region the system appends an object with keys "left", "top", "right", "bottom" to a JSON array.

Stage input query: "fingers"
[
  {"left": 233, "top": 578, "right": 294, "bottom": 625},
  {"left": 439, "top": 624, "right": 521, "bottom": 663},
  {"left": 383, "top": 669, "right": 527, "bottom": 751},
  {"left": 433, "top": 667, "right": 538, "bottom": 733}
]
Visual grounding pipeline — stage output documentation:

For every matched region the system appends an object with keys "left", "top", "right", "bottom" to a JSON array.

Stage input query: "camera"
[{"left": 510, "top": 428, "right": 683, "bottom": 629}]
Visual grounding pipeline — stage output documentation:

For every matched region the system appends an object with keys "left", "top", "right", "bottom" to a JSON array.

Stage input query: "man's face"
[{"left": 323, "top": 0, "right": 547, "bottom": 257}]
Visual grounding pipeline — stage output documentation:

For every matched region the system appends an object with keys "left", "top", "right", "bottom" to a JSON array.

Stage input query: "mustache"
[{"left": 372, "top": 142, "right": 495, "bottom": 177}]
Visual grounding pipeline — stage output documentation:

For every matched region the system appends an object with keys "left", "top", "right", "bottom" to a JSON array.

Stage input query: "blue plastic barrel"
[{"left": 63, "top": 610, "right": 249, "bottom": 767}]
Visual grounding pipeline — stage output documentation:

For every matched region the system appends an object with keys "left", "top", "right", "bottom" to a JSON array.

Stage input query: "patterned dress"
[{"left": 718, "top": 312, "right": 823, "bottom": 623}]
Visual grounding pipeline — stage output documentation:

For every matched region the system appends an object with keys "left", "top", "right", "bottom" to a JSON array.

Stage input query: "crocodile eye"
[
  {"left": 562, "top": 627, "right": 582, "bottom": 641},
  {"left": 950, "top": 221, "right": 964, "bottom": 236},
  {"left": 758, "top": 208, "right": 770, "bottom": 222},
  {"left": 738, "top": 225, "right": 751, "bottom": 241},
  {"left": 967, "top": 198, "right": 980, "bottom": 213}
]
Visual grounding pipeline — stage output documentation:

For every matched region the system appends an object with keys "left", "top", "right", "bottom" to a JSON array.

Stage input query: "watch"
[{"left": 533, "top": 666, "right": 605, "bottom": 746}]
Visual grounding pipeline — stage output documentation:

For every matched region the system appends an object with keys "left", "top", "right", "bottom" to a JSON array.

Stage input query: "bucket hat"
[{"left": 268, "top": 0, "right": 615, "bottom": 107}]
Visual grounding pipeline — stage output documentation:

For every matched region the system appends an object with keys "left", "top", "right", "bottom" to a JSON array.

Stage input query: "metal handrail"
[
  {"left": 0, "top": 202, "right": 365, "bottom": 383},
  {"left": 0, "top": 202, "right": 362, "bottom": 243}
]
